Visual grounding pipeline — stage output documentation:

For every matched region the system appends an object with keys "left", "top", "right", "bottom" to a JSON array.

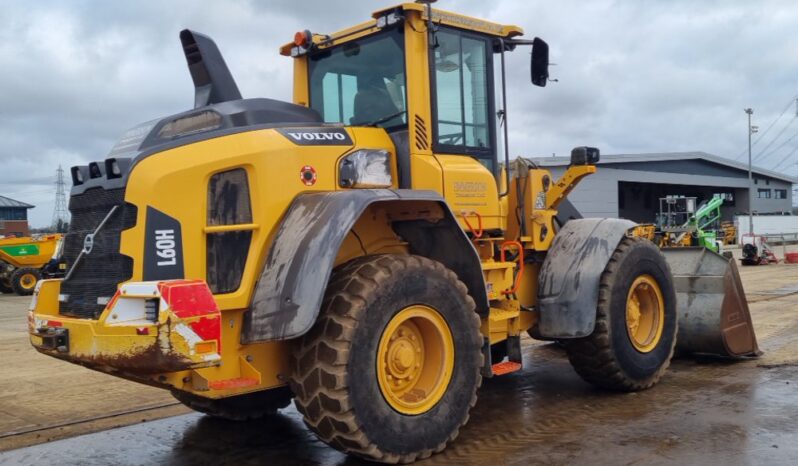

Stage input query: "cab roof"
[{"left": 280, "top": 2, "right": 524, "bottom": 56}]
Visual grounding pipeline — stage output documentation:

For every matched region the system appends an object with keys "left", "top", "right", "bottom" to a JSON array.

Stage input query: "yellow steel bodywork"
[
  {"left": 31, "top": 127, "right": 410, "bottom": 398},
  {"left": 30, "top": 280, "right": 222, "bottom": 372},
  {"left": 30, "top": 3, "right": 600, "bottom": 401}
]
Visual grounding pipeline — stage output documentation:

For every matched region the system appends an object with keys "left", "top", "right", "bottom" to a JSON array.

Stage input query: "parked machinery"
[
  {"left": 630, "top": 223, "right": 657, "bottom": 242},
  {"left": 657, "top": 195, "right": 723, "bottom": 252},
  {"left": 0, "top": 234, "right": 64, "bottom": 295},
  {"left": 721, "top": 221, "right": 737, "bottom": 245},
  {"left": 29, "top": 3, "right": 760, "bottom": 462},
  {"left": 741, "top": 234, "right": 778, "bottom": 265}
]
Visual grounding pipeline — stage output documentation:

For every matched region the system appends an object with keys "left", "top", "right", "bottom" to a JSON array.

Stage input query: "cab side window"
[{"left": 432, "top": 29, "right": 493, "bottom": 161}]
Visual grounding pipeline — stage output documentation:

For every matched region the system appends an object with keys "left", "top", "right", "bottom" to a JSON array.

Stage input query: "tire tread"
[
  {"left": 565, "top": 237, "right": 676, "bottom": 391},
  {"left": 11, "top": 267, "right": 40, "bottom": 296},
  {"left": 290, "top": 254, "right": 482, "bottom": 464}
]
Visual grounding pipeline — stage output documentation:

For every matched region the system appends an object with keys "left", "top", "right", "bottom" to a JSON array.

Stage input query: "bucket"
[{"left": 661, "top": 247, "right": 760, "bottom": 358}]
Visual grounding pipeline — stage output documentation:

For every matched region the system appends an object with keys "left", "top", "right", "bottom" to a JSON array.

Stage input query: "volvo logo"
[
  {"left": 286, "top": 132, "right": 347, "bottom": 142},
  {"left": 276, "top": 128, "right": 353, "bottom": 146},
  {"left": 82, "top": 233, "right": 95, "bottom": 255}
]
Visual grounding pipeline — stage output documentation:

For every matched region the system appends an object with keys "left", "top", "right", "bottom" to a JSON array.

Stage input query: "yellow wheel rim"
[
  {"left": 20, "top": 273, "right": 37, "bottom": 290},
  {"left": 376, "top": 305, "right": 454, "bottom": 415},
  {"left": 625, "top": 274, "right": 665, "bottom": 353}
]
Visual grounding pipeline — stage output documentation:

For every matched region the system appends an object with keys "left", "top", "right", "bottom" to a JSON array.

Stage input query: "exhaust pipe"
[{"left": 179, "top": 29, "right": 242, "bottom": 109}]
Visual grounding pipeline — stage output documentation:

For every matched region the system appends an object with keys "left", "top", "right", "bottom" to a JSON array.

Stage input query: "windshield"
[{"left": 308, "top": 27, "right": 406, "bottom": 129}]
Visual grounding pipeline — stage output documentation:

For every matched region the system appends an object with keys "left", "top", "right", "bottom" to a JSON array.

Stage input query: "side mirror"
[
  {"left": 531, "top": 37, "right": 549, "bottom": 87},
  {"left": 570, "top": 146, "right": 600, "bottom": 165}
]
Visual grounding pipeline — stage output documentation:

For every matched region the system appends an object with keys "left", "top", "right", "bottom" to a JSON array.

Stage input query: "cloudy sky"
[{"left": 2, "top": 0, "right": 798, "bottom": 227}]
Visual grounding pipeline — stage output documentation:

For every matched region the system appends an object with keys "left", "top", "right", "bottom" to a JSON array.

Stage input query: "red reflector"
[
  {"left": 47, "top": 320, "right": 63, "bottom": 327},
  {"left": 136, "top": 327, "right": 150, "bottom": 335}
]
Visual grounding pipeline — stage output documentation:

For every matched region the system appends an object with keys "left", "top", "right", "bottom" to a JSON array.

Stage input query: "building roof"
[
  {"left": 528, "top": 151, "right": 798, "bottom": 184},
  {"left": 0, "top": 195, "right": 34, "bottom": 209}
]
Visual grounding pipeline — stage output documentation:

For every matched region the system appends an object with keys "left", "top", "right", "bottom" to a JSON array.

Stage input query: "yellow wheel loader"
[{"left": 29, "top": 2, "right": 759, "bottom": 462}]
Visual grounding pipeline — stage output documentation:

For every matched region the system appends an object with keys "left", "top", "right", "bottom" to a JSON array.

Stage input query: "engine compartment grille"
[{"left": 60, "top": 187, "right": 137, "bottom": 319}]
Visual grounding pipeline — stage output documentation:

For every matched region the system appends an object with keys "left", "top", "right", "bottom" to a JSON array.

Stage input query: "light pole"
[{"left": 745, "top": 108, "right": 755, "bottom": 235}]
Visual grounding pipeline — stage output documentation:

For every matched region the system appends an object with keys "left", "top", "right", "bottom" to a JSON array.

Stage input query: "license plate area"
[{"left": 34, "top": 327, "right": 69, "bottom": 353}]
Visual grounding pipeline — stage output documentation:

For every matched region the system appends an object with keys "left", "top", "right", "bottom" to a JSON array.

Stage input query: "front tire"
[
  {"left": 564, "top": 237, "right": 677, "bottom": 391},
  {"left": 290, "top": 254, "right": 483, "bottom": 463}
]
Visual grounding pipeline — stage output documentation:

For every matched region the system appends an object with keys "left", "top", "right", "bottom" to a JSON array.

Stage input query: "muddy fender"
[
  {"left": 537, "top": 218, "right": 636, "bottom": 339},
  {"left": 241, "top": 189, "right": 488, "bottom": 343}
]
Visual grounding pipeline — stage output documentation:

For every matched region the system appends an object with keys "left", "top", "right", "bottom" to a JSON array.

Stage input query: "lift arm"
[
  {"left": 695, "top": 196, "right": 723, "bottom": 230},
  {"left": 545, "top": 165, "right": 596, "bottom": 210}
]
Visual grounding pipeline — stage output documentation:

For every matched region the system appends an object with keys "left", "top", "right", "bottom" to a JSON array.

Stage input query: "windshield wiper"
[{"left": 363, "top": 110, "right": 406, "bottom": 127}]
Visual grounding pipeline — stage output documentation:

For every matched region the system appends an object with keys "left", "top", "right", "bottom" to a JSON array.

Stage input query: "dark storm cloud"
[{"left": 2, "top": 0, "right": 797, "bottom": 226}]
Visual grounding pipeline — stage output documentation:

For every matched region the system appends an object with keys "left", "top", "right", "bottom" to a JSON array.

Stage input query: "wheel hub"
[
  {"left": 385, "top": 328, "right": 422, "bottom": 387},
  {"left": 20, "top": 274, "right": 36, "bottom": 289},
  {"left": 625, "top": 274, "right": 665, "bottom": 353},
  {"left": 377, "top": 305, "right": 454, "bottom": 415}
]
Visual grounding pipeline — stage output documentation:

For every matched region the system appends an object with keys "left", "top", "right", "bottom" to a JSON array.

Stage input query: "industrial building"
[
  {"left": 0, "top": 195, "right": 33, "bottom": 237},
  {"left": 530, "top": 151, "right": 796, "bottom": 224}
]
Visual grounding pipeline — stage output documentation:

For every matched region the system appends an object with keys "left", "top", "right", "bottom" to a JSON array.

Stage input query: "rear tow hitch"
[{"left": 34, "top": 327, "right": 69, "bottom": 353}]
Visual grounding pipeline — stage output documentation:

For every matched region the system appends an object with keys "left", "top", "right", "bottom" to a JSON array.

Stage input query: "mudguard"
[
  {"left": 241, "top": 189, "right": 489, "bottom": 343},
  {"left": 537, "top": 218, "right": 636, "bottom": 339}
]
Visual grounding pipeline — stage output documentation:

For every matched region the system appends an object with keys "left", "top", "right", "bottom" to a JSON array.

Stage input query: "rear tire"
[
  {"left": 290, "top": 254, "right": 483, "bottom": 463},
  {"left": 171, "top": 386, "right": 293, "bottom": 421},
  {"left": 11, "top": 268, "right": 40, "bottom": 296},
  {"left": 564, "top": 237, "right": 677, "bottom": 391}
]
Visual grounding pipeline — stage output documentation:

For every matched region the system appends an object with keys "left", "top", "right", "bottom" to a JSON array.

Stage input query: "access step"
[
  {"left": 208, "top": 377, "right": 258, "bottom": 390},
  {"left": 491, "top": 361, "right": 522, "bottom": 376}
]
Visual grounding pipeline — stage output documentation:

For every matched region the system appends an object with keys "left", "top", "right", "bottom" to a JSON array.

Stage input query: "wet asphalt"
[{"left": 2, "top": 340, "right": 797, "bottom": 465}]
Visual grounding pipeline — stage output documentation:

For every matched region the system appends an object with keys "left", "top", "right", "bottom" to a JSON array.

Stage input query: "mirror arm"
[{"left": 504, "top": 38, "right": 538, "bottom": 47}]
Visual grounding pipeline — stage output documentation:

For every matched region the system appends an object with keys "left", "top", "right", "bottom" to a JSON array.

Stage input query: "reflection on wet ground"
[{"left": 4, "top": 336, "right": 797, "bottom": 466}]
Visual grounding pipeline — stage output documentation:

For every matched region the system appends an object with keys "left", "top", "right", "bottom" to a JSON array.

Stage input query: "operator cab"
[{"left": 282, "top": 2, "right": 551, "bottom": 228}]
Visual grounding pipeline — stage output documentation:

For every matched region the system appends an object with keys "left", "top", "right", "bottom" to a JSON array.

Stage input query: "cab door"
[{"left": 429, "top": 27, "right": 502, "bottom": 231}]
